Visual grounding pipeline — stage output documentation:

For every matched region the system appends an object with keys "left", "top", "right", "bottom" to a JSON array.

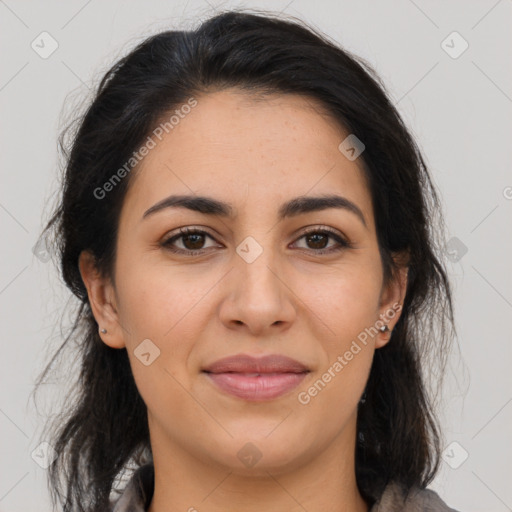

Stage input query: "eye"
[
  {"left": 291, "top": 226, "right": 352, "bottom": 254},
  {"left": 161, "top": 227, "right": 220, "bottom": 255},
  {"left": 160, "top": 226, "right": 352, "bottom": 256}
]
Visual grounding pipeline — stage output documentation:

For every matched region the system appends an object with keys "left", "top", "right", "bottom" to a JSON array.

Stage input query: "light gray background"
[{"left": 1, "top": 1, "right": 511, "bottom": 511}]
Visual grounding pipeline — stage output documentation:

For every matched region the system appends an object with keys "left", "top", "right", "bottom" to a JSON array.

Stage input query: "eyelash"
[{"left": 160, "top": 226, "right": 352, "bottom": 256}]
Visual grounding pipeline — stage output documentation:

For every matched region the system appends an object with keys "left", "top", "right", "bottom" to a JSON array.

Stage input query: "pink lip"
[
  {"left": 203, "top": 354, "right": 309, "bottom": 374},
  {"left": 202, "top": 354, "right": 310, "bottom": 401}
]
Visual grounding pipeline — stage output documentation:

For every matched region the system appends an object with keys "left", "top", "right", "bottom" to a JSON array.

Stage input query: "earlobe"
[
  {"left": 376, "top": 261, "right": 408, "bottom": 349},
  {"left": 78, "top": 250, "right": 126, "bottom": 349},
  {"left": 375, "top": 324, "right": 393, "bottom": 349}
]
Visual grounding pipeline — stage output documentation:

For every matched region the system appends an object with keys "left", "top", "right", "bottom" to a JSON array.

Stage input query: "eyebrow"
[{"left": 142, "top": 194, "right": 367, "bottom": 228}]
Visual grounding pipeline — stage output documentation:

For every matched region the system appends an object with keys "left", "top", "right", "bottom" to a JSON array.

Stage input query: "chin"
[{"left": 210, "top": 428, "right": 314, "bottom": 476}]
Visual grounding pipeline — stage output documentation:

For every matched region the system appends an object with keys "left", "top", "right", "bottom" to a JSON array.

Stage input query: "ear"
[
  {"left": 375, "top": 251, "right": 409, "bottom": 349},
  {"left": 78, "top": 250, "right": 126, "bottom": 349}
]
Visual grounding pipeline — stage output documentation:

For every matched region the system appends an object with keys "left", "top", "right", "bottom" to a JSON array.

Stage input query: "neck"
[{"left": 147, "top": 411, "right": 369, "bottom": 512}]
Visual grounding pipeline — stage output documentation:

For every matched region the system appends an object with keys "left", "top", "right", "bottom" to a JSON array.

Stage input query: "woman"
[{"left": 35, "top": 9, "right": 460, "bottom": 512}]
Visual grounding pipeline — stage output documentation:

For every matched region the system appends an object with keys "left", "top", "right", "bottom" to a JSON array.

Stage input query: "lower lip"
[{"left": 204, "top": 372, "right": 308, "bottom": 401}]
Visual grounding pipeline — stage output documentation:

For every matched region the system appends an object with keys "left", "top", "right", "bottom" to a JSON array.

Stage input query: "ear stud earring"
[
  {"left": 100, "top": 328, "right": 107, "bottom": 334},
  {"left": 379, "top": 325, "right": 389, "bottom": 333}
]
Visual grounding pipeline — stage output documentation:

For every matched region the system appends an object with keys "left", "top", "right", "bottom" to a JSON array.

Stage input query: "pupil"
[
  {"left": 184, "top": 233, "right": 204, "bottom": 250},
  {"left": 308, "top": 233, "right": 327, "bottom": 249}
]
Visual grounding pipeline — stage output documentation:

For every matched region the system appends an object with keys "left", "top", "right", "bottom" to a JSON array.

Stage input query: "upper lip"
[{"left": 202, "top": 354, "right": 310, "bottom": 374}]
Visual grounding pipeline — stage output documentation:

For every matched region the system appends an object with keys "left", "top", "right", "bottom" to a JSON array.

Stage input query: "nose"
[{"left": 218, "top": 243, "right": 296, "bottom": 337}]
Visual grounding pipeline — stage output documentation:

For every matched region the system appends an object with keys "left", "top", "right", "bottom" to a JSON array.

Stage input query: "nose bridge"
[
  {"left": 235, "top": 233, "right": 282, "bottom": 299},
  {"left": 220, "top": 230, "right": 296, "bottom": 333}
]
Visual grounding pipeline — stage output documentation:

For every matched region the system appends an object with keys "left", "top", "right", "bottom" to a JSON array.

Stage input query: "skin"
[{"left": 79, "top": 89, "right": 408, "bottom": 512}]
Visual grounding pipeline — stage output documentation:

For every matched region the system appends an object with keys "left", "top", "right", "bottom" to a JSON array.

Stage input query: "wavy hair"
[{"left": 33, "top": 9, "right": 455, "bottom": 511}]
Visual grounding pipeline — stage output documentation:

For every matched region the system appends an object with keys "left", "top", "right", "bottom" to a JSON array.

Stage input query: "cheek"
[
  {"left": 114, "top": 262, "right": 204, "bottom": 404},
  {"left": 124, "top": 303, "right": 200, "bottom": 430},
  {"left": 301, "top": 351, "right": 372, "bottom": 448},
  {"left": 294, "top": 328, "right": 374, "bottom": 455},
  {"left": 300, "top": 262, "right": 382, "bottom": 342},
  {"left": 297, "top": 283, "right": 377, "bottom": 438},
  {"left": 115, "top": 253, "right": 211, "bottom": 341},
  {"left": 296, "top": 262, "right": 381, "bottom": 407},
  {"left": 128, "top": 353, "right": 207, "bottom": 454}
]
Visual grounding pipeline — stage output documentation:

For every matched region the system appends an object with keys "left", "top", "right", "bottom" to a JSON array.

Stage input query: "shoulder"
[
  {"left": 109, "top": 463, "right": 154, "bottom": 512},
  {"left": 369, "top": 481, "right": 461, "bottom": 512}
]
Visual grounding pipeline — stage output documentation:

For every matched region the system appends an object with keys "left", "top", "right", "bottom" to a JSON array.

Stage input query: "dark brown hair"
[{"left": 34, "top": 8, "right": 455, "bottom": 511}]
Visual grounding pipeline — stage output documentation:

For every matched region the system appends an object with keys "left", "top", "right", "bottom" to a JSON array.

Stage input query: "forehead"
[{"left": 121, "top": 89, "right": 374, "bottom": 227}]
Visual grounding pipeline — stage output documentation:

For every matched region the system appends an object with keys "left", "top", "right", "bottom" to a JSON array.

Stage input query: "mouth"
[{"left": 202, "top": 353, "right": 310, "bottom": 401}]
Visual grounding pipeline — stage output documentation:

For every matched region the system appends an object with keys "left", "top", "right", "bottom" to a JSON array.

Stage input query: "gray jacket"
[{"left": 110, "top": 463, "right": 460, "bottom": 511}]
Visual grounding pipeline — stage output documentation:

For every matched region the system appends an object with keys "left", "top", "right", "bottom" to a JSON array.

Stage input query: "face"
[{"left": 80, "top": 89, "right": 406, "bottom": 476}]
